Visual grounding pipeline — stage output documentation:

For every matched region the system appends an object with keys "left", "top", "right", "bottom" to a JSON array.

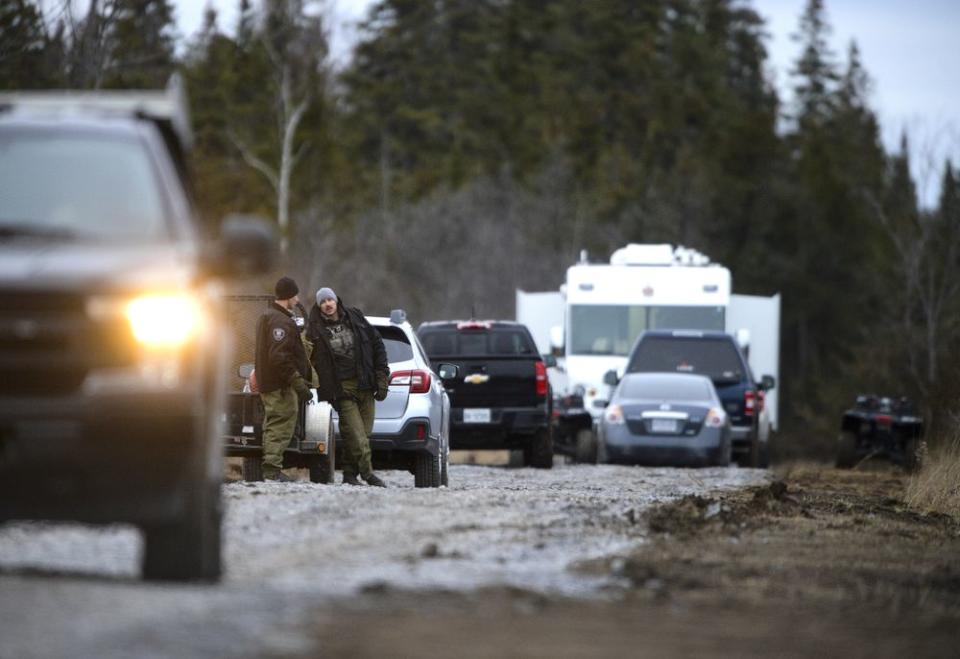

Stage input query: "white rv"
[{"left": 517, "top": 244, "right": 780, "bottom": 457}]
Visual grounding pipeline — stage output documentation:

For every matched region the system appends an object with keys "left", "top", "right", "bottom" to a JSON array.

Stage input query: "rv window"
[{"left": 569, "top": 305, "right": 726, "bottom": 356}]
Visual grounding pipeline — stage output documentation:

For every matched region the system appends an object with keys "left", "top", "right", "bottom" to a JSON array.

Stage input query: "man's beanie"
[
  {"left": 274, "top": 276, "right": 299, "bottom": 300},
  {"left": 316, "top": 287, "right": 337, "bottom": 304}
]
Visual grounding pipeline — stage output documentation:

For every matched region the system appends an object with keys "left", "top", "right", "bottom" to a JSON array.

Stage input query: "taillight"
[
  {"left": 705, "top": 408, "right": 726, "bottom": 427},
  {"left": 535, "top": 361, "right": 548, "bottom": 397},
  {"left": 390, "top": 369, "right": 432, "bottom": 394},
  {"left": 744, "top": 390, "right": 755, "bottom": 417},
  {"left": 875, "top": 414, "right": 892, "bottom": 428},
  {"left": 605, "top": 404, "right": 625, "bottom": 425}
]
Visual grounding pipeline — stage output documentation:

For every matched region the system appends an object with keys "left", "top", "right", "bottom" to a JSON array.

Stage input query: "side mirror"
[
  {"left": 760, "top": 374, "right": 776, "bottom": 391},
  {"left": 542, "top": 354, "right": 557, "bottom": 368},
  {"left": 237, "top": 363, "right": 254, "bottom": 379},
  {"left": 603, "top": 369, "right": 619, "bottom": 386},
  {"left": 207, "top": 214, "right": 277, "bottom": 277},
  {"left": 437, "top": 363, "right": 460, "bottom": 381}
]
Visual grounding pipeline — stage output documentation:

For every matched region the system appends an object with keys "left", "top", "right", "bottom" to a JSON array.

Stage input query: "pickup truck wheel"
[
  {"left": 414, "top": 451, "right": 441, "bottom": 488},
  {"left": 524, "top": 427, "right": 554, "bottom": 469},
  {"left": 242, "top": 457, "right": 263, "bottom": 482},
  {"left": 836, "top": 430, "right": 857, "bottom": 469},
  {"left": 574, "top": 429, "right": 598, "bottom": 464},
  {"left": 142, "top": 482, "right": 222, "bottom": 582}
]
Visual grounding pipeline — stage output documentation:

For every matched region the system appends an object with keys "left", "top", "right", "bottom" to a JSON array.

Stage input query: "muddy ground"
[
  {"left": 307, "top": 465, "right": 960, "bottom": 658},
  {"left": 1, "top": 462, "right": 958, "bottom": 658}
]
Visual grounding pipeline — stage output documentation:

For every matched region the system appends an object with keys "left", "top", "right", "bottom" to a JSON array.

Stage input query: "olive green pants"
[
  {"left": 260, "top": 387, "right": 298, "bottom": 478},
  {"left": 337, "top": 378, "right": 375, "bottom": 479}
]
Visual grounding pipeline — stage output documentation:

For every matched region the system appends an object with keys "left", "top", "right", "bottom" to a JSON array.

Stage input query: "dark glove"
[
  {"left": 374, "top": 372, "right": 390, "bottom": 401},
  {"left": 292, "top": 376, "right": 313, "bottom": 405}
]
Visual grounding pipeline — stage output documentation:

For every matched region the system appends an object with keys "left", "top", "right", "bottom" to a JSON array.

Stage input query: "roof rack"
[{"left": 0, "top": 74, "right": 193, "bottom": 149}]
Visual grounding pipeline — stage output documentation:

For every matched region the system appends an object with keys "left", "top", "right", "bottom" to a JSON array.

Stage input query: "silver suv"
[{"left": 333, "top": 310, "right": 458, "bottom": 487}]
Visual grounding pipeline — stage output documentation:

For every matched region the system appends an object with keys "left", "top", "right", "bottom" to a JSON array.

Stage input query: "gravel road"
[{"left": 0, "top": 463, "right": 765, "bottom": 659}]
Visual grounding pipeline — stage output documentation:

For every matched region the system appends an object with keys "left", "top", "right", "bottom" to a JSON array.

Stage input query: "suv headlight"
[{"left": 125, "top": 294, "right": 202, "bottom": 348}]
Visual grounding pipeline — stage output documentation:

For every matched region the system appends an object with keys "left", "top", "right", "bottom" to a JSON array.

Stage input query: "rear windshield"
[
  {"left": 627, "top": 336, "right": 744, "bottom": 383},
  {"left": 620, "top": 376, "right": 714, "bottom": 401},
  {"left": 419, "top": 328, "right": 537, "bottom": 357},
  {"left": 375, "top": 326, "right": 414, "bottom": 363}
]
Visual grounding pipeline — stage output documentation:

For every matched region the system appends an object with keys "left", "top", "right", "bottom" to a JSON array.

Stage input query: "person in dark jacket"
[
  {"left": 254, "top": 276, "right": 313, "bottom": 482},
  {"left": 307, "top": 287, "right": 390, "bottom": 487}
]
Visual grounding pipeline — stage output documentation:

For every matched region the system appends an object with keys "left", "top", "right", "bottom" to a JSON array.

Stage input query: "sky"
[{"left": 173, "top": 0, "right": 960, "bottom": 205}]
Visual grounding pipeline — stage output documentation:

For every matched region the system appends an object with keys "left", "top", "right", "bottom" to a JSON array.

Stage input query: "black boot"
[
  {"left": 342, "top": 473, "right": 361, "bottom": 486},
  {"left": 364, "top": 473, "right": 387, "bottom": 488}
]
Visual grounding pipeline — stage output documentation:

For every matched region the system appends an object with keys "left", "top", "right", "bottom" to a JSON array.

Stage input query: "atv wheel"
[{"left": 836, "top": 430, "right": 857, "bottom": 469}]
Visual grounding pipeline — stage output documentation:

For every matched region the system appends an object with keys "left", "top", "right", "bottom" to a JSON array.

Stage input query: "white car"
[{"left": 333, "top": 310, "right": 458, "bottom": 487}]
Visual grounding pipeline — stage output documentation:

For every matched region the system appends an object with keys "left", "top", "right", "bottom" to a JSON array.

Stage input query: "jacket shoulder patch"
[{"left": 273, "top": 327, "right": 286, "bottom": 342}]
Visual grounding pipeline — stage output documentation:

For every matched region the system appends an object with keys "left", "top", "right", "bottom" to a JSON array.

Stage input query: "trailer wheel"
[
  {"left": 308, "top": 455, "right": 334, "bottom": 484},
  {"left": 836, "top": 430, "right": 857, "bottom": 469},
  {"left": 574, "top": 429, "right": 598, "bottom": 464},
  {"left": 242, "top": 456, "right": 263, "bottom": 482},
  {"left": 523, "top": 427, "right": 554, "bottom": 469}
]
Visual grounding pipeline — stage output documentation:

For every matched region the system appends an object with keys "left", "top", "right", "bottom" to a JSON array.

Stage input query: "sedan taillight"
[
  {"left": 390, "top": 369, "right": 432, "bottom": 394},
  {"left": 705, "top": 408, "right": 726, "bottom": 427}
]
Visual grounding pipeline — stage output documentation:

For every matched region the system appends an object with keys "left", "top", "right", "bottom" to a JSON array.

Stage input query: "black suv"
[
  {"left": 418, "top": 320, "right": 553, "bottom": 468},
  {"left": 0, "top": 80, "right": 274, "bottom": 581},
  {"left": 617, "top": 330, "right": 775, "bottom": 467}
]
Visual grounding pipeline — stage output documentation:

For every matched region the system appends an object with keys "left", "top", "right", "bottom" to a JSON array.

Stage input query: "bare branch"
[{"left": 228, "top": 130, "right": 280, "bottom": 193}]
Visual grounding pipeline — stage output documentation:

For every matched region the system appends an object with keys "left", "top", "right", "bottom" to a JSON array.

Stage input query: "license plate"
[
  {"left": 463, "top": 408, "right": 491, "bottom": 423},
  {"left": 651, "top": 418, "right": 678, "bottom": 433}
]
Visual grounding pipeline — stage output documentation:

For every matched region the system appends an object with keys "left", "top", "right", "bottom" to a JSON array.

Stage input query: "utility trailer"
[{"left": 517, "top": 244, "right": 780, "bottom": 463}]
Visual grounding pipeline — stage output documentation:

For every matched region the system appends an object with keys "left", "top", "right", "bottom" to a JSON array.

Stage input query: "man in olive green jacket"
[
  {"left": 307, "top": 287, "right": 390, "bottom": 487},
  {"left": 254, "top": 277, "right": 313, "bottom": 481}
]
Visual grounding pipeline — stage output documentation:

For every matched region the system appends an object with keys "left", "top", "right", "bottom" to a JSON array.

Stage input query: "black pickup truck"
[{"left": 417, "top": 320, "right": 553, "bottom": 468}]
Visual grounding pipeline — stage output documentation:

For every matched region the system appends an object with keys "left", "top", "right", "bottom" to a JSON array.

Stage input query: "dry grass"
[{"left": 905, "top": 435, "right": 960, "bottom": 519}]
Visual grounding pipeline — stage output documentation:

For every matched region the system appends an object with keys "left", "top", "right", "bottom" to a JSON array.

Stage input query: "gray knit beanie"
[{"left": 316, "top": 287, "right": 337, "bottom": 304}]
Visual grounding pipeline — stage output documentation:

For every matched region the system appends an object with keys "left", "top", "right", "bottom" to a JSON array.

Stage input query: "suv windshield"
[
  {"left": 0, "top": 128, "right": 169, "bottom": 241},
  {"left": 569, "top": 305, "right": 725, "bottom": 356},
  {"left": 420, "top": 328, "right": 537, "bottom": 357},
  {"left": 627, "top": 336, "right": 745, "bottom": 383}
]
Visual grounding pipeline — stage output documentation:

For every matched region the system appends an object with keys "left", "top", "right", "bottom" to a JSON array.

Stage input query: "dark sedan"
[{"left": 598, "top": 373, "right": 731, "bottom": 467}]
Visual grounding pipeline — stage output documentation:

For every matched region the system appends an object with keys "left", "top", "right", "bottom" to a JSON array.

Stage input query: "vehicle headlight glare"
[{"left": 126, "top": 294, "right": 200, "bottom": 347}]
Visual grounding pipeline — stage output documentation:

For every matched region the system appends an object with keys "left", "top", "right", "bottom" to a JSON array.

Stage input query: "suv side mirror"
[
  {"left": 542, "top": 354, "right": 557, "bottom": 368},
  {"left": 760, "top": 374, "right": 776, "bottom": 391},
  {"left": 437, "top": 363, "right": 460, "bottom": 381},
  {"left": 603, "top": 369, "right": 619, "bottom": 386},
  {"left": 207, "top": 214, "right": 277, "bottom": 277}
]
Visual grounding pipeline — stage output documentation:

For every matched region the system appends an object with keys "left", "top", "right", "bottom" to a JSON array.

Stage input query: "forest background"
[{"left": 3, "top": 0, "right": 959, "bottom": 457}]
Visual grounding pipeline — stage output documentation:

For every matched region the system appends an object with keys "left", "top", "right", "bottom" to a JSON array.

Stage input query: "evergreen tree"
[{"left": 0, "top": 0, "right": 50, "bottom": 88}]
